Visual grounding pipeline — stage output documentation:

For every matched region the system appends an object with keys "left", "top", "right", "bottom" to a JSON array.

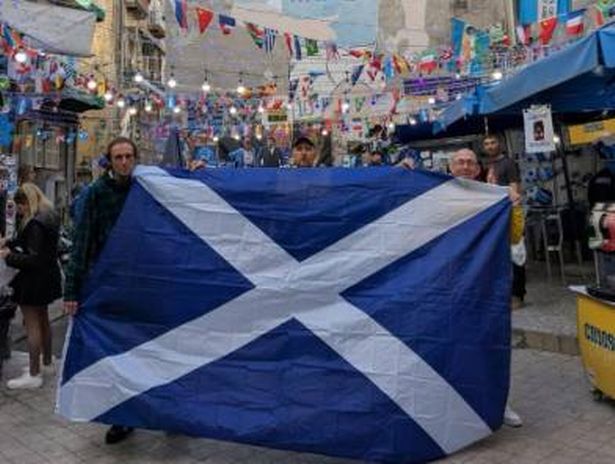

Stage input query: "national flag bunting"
[
  {"left": 173, "top": 0, "right": 188, "bottom": 30},
  {"left": 246, "top": 23, "right": 264, "bottom": 49},
  {"left": 264, "top": 28, "right": 277, "bottom": 54},
  {"left": 195, "top": 7, "right": 214, "bottom": 35},
  {"left": 219, "top": 15, "right": 236, "bottom": 35},
  {"left": 539, "top": 16, "right": 558, "bottom": 44},
  {"left": 305, "top": 39, "right": 319, "bottom": 56},
  {"left": 419, "top": 52, "right": 438, "bottom": 74},
  {"left": 566, "top": 9, "right": 586, "bottom": 36}
]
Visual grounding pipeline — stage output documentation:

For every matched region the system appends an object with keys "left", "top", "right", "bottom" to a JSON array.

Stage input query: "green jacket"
[{"left": 63, "top": 173, "right": 131, "bottom": 301}]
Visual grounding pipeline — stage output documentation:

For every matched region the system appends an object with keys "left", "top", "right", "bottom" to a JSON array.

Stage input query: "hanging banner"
[
  {"left": 524, "top": 105, "right": 556, "bottom": 153},
  {"left": 568, "top": 118, "right": 615, "bottom": 145}
]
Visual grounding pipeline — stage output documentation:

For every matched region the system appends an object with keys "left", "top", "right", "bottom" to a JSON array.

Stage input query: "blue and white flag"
[
  {"left": 264, "top": 28, "right": 277, "bottom": 54},
  {"left": 57, "top": 167, "right": 512, "bottom": 463}
]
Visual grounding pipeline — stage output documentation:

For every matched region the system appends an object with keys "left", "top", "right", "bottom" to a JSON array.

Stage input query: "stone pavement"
[{"left": 1, "top": 348, "right": 614, "bottom": 464}]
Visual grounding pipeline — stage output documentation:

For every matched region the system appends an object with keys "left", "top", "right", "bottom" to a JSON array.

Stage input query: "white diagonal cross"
[{"left": 58, "top": 166, "right": 507, "bottom": 454}]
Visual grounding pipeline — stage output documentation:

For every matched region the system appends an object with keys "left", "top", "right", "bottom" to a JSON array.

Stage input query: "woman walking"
[{"left": 1, "top": 183, "right": 61, "bottom": 389}]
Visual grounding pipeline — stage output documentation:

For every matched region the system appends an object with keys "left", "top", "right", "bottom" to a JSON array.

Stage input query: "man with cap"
[{"left": 292, "top": 135, "right": 318, "bottom": 168}]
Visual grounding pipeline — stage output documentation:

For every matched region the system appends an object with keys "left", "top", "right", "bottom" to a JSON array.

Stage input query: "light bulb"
[
  {"left": 134, "top": 72, "right": 144, "bottom": 83},
  {"left": 237, "top": 80, "right": 246, "bottom": 95},
  {"left": 128, "top": 107, "right": 138, "bottom": 116},
  {"left": 173, "top": 106, "right": 181, "bottom": 114},
  {"left": 554, "top": 135, "right": 561, "bottom": 145},
  {"left": 286, "top": 102, "right": 293, "bottom": 111},
  {"left": 233, "top": 133, "right": 241, "bottom": 141},
  {"left": 87, "top": 78, "right": 97, "bottom": 91},
  {"left": 342, "top": 101, "right": 350, "bottom": 113},
  {"left": 428, "top": 97, "right": 436, "bottom": 105},
  {"left": 388, "top": 122, "right": 395, "bottom": 131},
  {"left": 104, "top": 91, "right": 113, "bottom": 102},
  {"left": 321, "top": 129, "right": 329, "bottom": 136},
  {"left": 256, "top": 133, "right": 263, "bottom": 140},
  {"left": 258, "top": 105, "right": 265, "bottom": 113},
  {"left": 213, "top": 136, "right": 219, "bottom": 143},
  {"left": 167, "top": 75, "right": 177, "bottom": 88},
  {"left": 229, "top": 106, "right": 238, "bottom": 115},
  {"left": 144, "top": 103, "right": 153, "bottom": 112},
  {"left": 409, "top": 117, "right": 417, "bottom": 126},
  {"left": 14, "top": 50, "right": 27, "bottom": 64},
  {"left": 201, "top": 80, "right": 211, "bottom": 92},
  {"left": 456, "top": 93, "right": 463, "bottom": 100},
  {"left": 492, "top": 70, "right": 503, "bottom": 81},
  {"left": 455, "top": 73, "right": 461, "bottom": 80},
  {"left": 116, "top": 98, "right": 126, "bottom": 108}
]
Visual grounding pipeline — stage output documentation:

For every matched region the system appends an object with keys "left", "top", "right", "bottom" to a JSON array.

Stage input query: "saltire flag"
[
  {"left": 539, "top": 16, "right": 558, "bottom": 44},
  {"left": 173, "top": 0, "right": 188, "bottom": 30},
  {"left": 246, "top": 23, "right": 264, "bottom": 49},
  {"left": 57, "top": 166, "right": 512, "bottom": 464},
  {"left": 264, "top": 28, "right": 277, "bottom": 54},
  {"left": 195, "top": 7, "right": 214, "bottom": 35},
  {"left": 595, "top": 0, "right": 615, "bottom": 26},
  {"left": 518, "top": 0, "right": 570, "bottom": 25},
  {"left": 218, "top": 14, "right": 236, "bottom": 35},
  {"left": 565, "top": 9, "right": 586, "bottom": 36}
]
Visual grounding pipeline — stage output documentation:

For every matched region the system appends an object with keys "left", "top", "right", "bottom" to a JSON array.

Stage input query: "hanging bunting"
[
  {"left": 325, "top": 41, "right": 340, "bottom": 61},
  {"left": 219, "top": 15, "right": 236, "bottom": 35},
  {"left": 565, "top": 9, "right": 586, "bottom": 36},
  {"left": 246, "top": 23, "right": 265, "bottom": 49},
  {"left": 350, "top": 64, "right": 364, "bottom": 86},
  {"left": 539, "top": 16, "right": 558, "bottom": 44},
  {"left": 305, "top": 39, "right": 319, "bottom": 57},
  {"left": 173, "top": 0, "right": 188, "bottom": 30},
  {"left": 195, "top": 7, "right": 214, "bottom": 35},
  {"left": 264, "top": 28, "right": 277, "bottom": 54},
  {"left": 596, "top": 0, "right": 615, "bottom": 26},
  {"left": 393, "top": 54, "right": 410, "bottom": 75},
  {"left": 419, "top": 50, "right": 438, "bottom": 74}
]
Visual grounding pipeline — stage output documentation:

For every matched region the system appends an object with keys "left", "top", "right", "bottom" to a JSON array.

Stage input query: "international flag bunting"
[
  {"left": 246, "top": 23, "right": 265, "bottom": 49},
  {"left": 566, "top": 9, "right": 586, "bottom": 36},
  {"left": 539, "top": 16, "right": 558, "bottom": 44},
  {"left": 393, "top": 53, "right": 410, "bottom": 75},
  {"left": 195, "top": 7, "right": 214, "bottom": 35},
  {"left": 596, "top": 0, "right": 615, "bottom": 26},
  {"left": 419, "top": 52, "right": 438, "bottom": 74},
  {"left": 57, "top": 166, "right": 512, "bottom": 464},
  {"left": 264, "top": 28, "right": 277, "bottom": 54},
  {"left": 325, "top": 41, "right": 340, "bottom": 61},
  {"left": 219, "top": 14, "right": 236, "bottom": 35},
  {"left": 173, "top": 0, "right": 188, "bottom": 30},
  {"left": 305, "top": 38, "right": 319, "bottom": 56},
  {"left": 516, "top": 24, "right": 532, "bottom": 45},
  {"left": 293, "top": 35, "right": 303, "bottom": 60},
  {"left": 350, "top": 64, "right": 364, "bottom": 86}
]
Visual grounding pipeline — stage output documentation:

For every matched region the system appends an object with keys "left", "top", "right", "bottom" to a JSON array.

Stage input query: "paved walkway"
[{"left": 1, "top": 348, "right": 614, "bottom": 464}]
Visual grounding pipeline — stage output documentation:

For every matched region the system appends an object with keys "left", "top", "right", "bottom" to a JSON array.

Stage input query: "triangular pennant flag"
[
  {"left": 195, "top": 7, "right": 214, "bottom": 35},
  {"left": 173, "top": 0, "right": 188, "bottom": 30},
  {"left": 219, "top": 15, "right": 236, "bottom": 35},
  {"left": 350, "top": 64, "right": 364, "bottom": 86},
  {"left": 284, "top": 33, "right": 294, "bottom": 57},
  {"left": 393, "top": 54, "right": 410, "bottom": 75},
  {"left": 246, "top": 23, "right": 264, "bottom": 49},
  {"left": 539, "top": 17, "right": 558, "bottom": 45},
  {"left": 305, "top": 39, "right": 319, "bottom": 57},
  {"left": 293, "top": 35, "right": 303, "bottom": 60},
  {"left": 516, "top": 24, "right": 531, "bottom": 45}
]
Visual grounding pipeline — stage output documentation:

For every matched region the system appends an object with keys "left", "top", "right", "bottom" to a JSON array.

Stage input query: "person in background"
[
  {"left": 482, "top": 134, "right": 526, "bottom": 309},
  {"left": 18, "top": 165, "right": 36, "bottom": 186},
  {"left": 259, "top": 133, "right": 283, "bottom": 167},
  {"left": 368, "top": 150, "right": 386, "bottom": 167},
  {"left": 449, "top": 148, "right": 524, "bottom": 429},
  {"left": 63, "top": 136, "right": 138, "bottom": 445},
  {"left": 230, "top": 137, "right": 256, "bottom": 168},
  {"left": 291, "top": 136, "right": 318, "bottom": 168},
  {"left": 0, "top": 183, "right": 61, "bottom": 390}
]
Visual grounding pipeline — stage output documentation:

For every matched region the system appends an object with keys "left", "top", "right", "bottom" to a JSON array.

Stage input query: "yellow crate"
[{"left": 577, "top": 294, "right": 615, "bottom": 399}]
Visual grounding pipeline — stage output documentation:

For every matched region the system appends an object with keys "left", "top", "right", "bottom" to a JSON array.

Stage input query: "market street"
[{"left": 2, "top": 322, "right": 615, "bottom": 464}]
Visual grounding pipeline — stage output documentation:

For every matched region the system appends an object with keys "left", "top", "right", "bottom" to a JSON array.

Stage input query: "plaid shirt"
[{"left": 64, "top": 173, "right": 131, "bottom": 301}]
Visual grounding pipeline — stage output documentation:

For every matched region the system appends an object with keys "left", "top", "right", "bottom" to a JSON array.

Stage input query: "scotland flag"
[{"left": 57, "top": 166, "right": 512, "bottom": 463}]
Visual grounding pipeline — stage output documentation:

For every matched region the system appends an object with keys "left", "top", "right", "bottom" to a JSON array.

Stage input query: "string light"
[
  {"left": 342, "top": 100, "right": 350, "bottom": 113},
  {"left": 213, "top": 135, "right": 219, "bottom": 143},
  {"left": 128, "top": 107, "right": 138, "bottom": 116},
  {"left": 388, "top": 121, "right": 396, "bottom": 131},
  {"left": 104, "top": 90, "right": 113, "bottom": 102},
  {"left": 134, "top": 72, "right": 144, "bottom": 83},
  {"left": 236, "top": 73, "right": 247, "bottom": 95},
  {"left": 173, "top": 106, "right": 181, "bottom": 114},
  {"left": 201, "top": 78, "right": 211, "bottom": 93},
  {"left": 554, "top": 135, "right": 561, "bottom": 145},
  {"left": 255, "top": 133, "right": 263, "bottom": 140},
  {"left": 14, "top": 49, "right": 27, "bottom": 64},
  {"left": 258, "top": 104, "right": 265, "bottom": 113},
  {"left": 409, "top": 117, "right": 417, "bottom": 126},
  {"left": 428, "top": 97, "right": 436, "bottom": 105},
  {"left": 229, "top": 106, "right": 238, "bottom": 115},
  {"left": 167, "top": 73, "right": 177, "bottom": 88},
  {"left": 321, "top": 129, "right": 329, "bottom": 136},
  {"left": 144, "top": 102, "right": 153, "bottom": 112},
  {"left": 87, "top": 76, "right": 97, "bottom": 91},
  {"left": 492, "top": 70, "right": 503, "bottom": 81},
  {"left": 116, "top": 97, "right": 126, "bottom": 108}
]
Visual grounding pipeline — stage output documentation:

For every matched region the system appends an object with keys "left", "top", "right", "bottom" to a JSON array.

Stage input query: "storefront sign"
[
  {"left": 523, "top": 105, "right": 556, "bottom": 153},
  {"left": 568, "top": 118, "right": 615, "bottom": 145}
]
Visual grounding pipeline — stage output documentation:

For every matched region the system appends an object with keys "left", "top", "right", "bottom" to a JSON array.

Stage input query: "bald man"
[{"left": 449, "top": 148, "right": 524, "bottom": 428}]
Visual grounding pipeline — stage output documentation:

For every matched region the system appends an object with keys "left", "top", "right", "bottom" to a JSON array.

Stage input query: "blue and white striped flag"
[
  {"left": 264, "top": 28, "right": 277, "bottom": 54},
  {"left": 58, "top": 166, "right": 512, "bottom": 463}
]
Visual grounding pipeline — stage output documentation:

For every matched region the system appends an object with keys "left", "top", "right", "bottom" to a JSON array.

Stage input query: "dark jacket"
[{"left": 6, "top": 210, "right": 62, "bottom": 306}]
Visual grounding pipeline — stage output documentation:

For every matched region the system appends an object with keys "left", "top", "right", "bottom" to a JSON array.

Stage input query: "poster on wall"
[{"left": 523, "top": 105, "right": 556, "bottom": 153}]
